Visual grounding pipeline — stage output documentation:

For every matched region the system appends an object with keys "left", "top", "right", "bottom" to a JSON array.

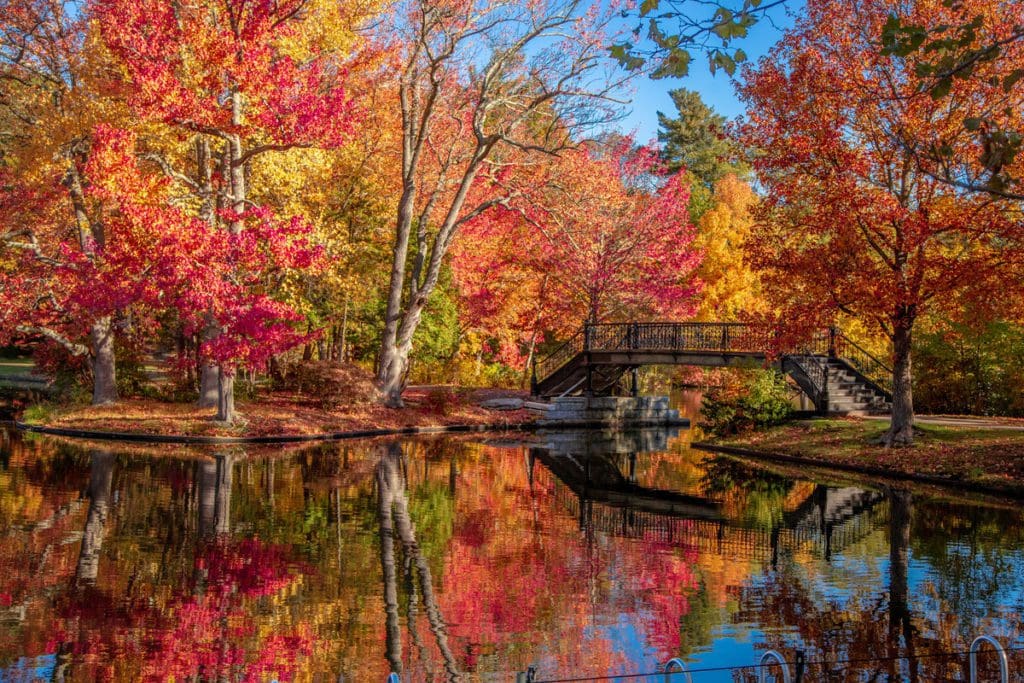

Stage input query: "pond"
[{"left": 1, "top": 424, "right": 1022, "bottom": 682}]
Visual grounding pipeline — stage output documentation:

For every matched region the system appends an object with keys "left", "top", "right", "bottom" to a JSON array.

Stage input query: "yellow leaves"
[
  {"left": 694, "top": 174, "right": 768, "bottom": 320},
  {"left": 277, "top": 0, "right": 381, "bottom": 57}
]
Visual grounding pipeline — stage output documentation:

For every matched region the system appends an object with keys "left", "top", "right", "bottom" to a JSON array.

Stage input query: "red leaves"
[
  {"left": 736, "top": 0, "right": 1024, "bottom": 341},
  {"left": 93, "top": 0, "right": 357, "bottom": 149},
  {"left": 452, "top": 140, "right": 702, "bottom": 367}
]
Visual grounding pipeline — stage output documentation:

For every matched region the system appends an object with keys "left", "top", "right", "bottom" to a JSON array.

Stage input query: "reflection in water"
[
  {"left": 0, "top": 428, "right": 1022, "bottom": 681},
  {"left": 74, "top": 451, "right": 114, "bottom": 585},
  {"left": 377, "top": 443, "right": 461, "bottom": 680},
  {"left": 198, "top": 454, "right": 233, "bottom": 537}
]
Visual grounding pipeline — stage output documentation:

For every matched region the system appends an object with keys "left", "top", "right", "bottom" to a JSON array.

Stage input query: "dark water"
[{"left": 1, "top": 425, "right": 1022, "bottom": 683}]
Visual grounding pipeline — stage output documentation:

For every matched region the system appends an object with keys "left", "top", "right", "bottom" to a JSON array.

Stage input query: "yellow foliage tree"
[{"left": 693, "top": 174, "right": 767, "bottom": 320}]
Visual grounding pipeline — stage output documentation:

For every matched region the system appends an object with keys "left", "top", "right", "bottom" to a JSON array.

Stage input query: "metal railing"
[
  {"left": 834, "top": 331, "right": 894, "bottom": 395},
  {"left": 584, "top": 322, "right": 773, "bottom": 354},
  {"left": 534, "top": 329, "right": 585, "bottom": 386},
  {"left": 510, "top": 632, "right": 1016, "bottom": 683}
]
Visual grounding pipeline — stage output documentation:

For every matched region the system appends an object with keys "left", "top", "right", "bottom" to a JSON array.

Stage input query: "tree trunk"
[
  {"left": 90, "top": 317, "right": 117, "bottom": 405},
  {"left": 884, "top": 314, "right": 915, "bottom": 446},
  {"left": 198, "top": 365, "right": 219, "bottom": 407},
  {"left": 378, "top": 338, "right": 411, "bottom": 408},
  {"left": 340, "top": 297, "right": 349, "bottom": 362},
  {"left": 216, "top": 368, "right": 236, "bottom": 423},
  {"left": 198, "top": 317, "right": 219, "bottom": 407}
]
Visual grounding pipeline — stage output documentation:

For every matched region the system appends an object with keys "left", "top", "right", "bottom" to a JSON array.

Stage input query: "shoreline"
[
  {"left": 11, "top": 419, "right": 545, "bottom": 445},
  {"left": 696, "top": 417, "right": 1024, "bottom": 499},
  {"left": 692, "top": 441, "right": 1024, "bottom": 499}
]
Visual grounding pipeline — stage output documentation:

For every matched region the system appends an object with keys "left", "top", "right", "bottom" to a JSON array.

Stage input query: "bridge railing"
[
  {"left": 534, "top": 328, "right": 585, "bottom": 383},
  {"left": 584, "top": 322, "right": 774, "bottom": 354},
  {"left": 534, "top": 322, "right": 894, "bottom": 396},
  {"left": 834, "top": 332, "right": 894, "bottom": 394}
]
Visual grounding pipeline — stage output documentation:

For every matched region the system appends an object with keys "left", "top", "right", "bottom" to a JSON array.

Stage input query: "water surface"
[{"left": 1, "top": 425, "right": 1022, "bottom": 682}]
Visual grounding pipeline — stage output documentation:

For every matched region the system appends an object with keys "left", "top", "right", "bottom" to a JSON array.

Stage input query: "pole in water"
[
  {"left": 758, "top": 651, "right": 792, "bottom": 683},
  {"left": 664, "top": 658, "right": 693, "bottom": 683},
  {"left": 969, "top": 635, "right": 1009, "bottom": 683}
]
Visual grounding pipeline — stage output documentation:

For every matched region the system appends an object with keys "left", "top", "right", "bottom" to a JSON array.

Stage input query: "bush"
[
  {"left": 280, "top": 361, "right": 375, "bottom": 409},
  {"left": 423, "top": 386, "right": 461, "bottom": 417},
  {"left": 700, "top": 368, "right": 793, "bottom": 435}
]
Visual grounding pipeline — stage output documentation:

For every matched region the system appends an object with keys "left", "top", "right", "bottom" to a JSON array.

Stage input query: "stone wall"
[{"left": 538, "top": 396, "right": 687, "bottom": 427}]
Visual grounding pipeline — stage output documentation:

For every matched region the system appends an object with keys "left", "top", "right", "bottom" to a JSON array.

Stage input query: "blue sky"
[{"left": 615, "top": 5, "right": 799, "bottom": 143}]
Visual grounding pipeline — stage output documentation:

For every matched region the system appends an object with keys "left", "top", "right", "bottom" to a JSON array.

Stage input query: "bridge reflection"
[{"left": 527, "top": 429, "right": 889, "bottom": 565}]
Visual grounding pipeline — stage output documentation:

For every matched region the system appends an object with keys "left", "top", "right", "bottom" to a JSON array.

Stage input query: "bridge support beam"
[{"left": 630, "top": 367, "right": 639, "bottom": 397}]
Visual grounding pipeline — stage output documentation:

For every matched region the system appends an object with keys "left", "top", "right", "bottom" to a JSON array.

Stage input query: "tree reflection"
[
  {"left": 377, "top": 442, "right": 462, "bottom": 680},
  {"left": 74, "top": 450, "right": 114, "bottom": 585},
  {"left": 50, "top": 452, "right": 313, "bottom": 681},
  {"left": 731, "top": 487, "right": 1018, "bottom": 682}
]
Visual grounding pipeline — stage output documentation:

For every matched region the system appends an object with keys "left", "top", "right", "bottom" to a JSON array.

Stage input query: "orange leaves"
[
  {"left": 452, "top": 140, "right": 702, "bottom": 366},
  {"left": 737, "top": 0, "right": 1024, "bottom": 342}
]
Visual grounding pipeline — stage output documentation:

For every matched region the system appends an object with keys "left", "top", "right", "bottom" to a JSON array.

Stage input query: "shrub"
[
  {"left": 281, "top": 361, "right": 375, "bottom": 409},
  {"left": 700, "top": 368, "right": 793, "bottom": 435},
  {"left": 423, "top": 386, "right": 460, "bottom": 417}
]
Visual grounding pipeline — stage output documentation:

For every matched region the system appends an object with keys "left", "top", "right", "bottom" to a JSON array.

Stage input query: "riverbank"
[
  {"left": 17, "top": 386, "right": 536, "bottom": 441},
  {"left": 702, "top": 417, "right": 1024, "bottom": 494}
]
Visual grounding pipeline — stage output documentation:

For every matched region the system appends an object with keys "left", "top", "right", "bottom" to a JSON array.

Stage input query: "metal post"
[
  {"left": 530, "top": 358, "right": 538, "bottom": 396},
  {"left": 664, "top": 658, "right": 693, "bottom": 683},
  {"left": 630, "top": 366, "right": 639, "bottom": 397},
  {"left": 828, "top": 326, "right": 838, "bottom": 357},
  {"left": 758, "top": 651, "right": 792, "bottom": 683},
  {"left": 584, "top": 323, "right": 592, "bottom": 350},
  {"left": 969, "top": 635, "right": 1009, "bottom": 683},
  {"left": 631, "top": 322, "right": 639, "bottom": 350},
  {"left": 794, "top": 651, "right": 806, "bottom": 683}
]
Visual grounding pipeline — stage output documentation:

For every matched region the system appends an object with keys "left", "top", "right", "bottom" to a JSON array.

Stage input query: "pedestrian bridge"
[{"left": 531, "top": 322, "right": 893, "bottom": 414}]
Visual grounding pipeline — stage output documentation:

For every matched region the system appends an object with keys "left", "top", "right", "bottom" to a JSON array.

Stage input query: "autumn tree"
[
  {"left": 738, "top": 0, "right": 1024, "bottom": 445},
  {"left": 93, "top": 0, "right": 364, "bottom": 420},
  {"left": 692, "top": 173, "right": 764, "bottom": 320},
  {"left": 0, "top": 0, "right": 131, "bottom": 404},
  {"left": 372, "top": 0, "right": 634, "bottom": 407},
  {"left": 452, "top": 141, "right": 702, "bottom": 370}
]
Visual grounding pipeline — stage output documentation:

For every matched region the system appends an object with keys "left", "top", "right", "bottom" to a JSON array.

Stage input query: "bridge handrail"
[
  {"left": 835, "top": 332, "right": 894, "bottom": 394},
  {"left": 584, "top": 322, "right": 772, "bottom": 354},
  {"left": 535, "top": 328, "right": 585, "bottom": 383}
]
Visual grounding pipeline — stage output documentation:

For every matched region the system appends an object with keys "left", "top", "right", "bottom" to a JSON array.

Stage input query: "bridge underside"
[{"left": 535, "top": 350, "right": 773, "bottom": 398}]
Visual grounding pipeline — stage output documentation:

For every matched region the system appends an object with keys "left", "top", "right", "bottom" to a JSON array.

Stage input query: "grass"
[
  {"left": 21, "top": 403, "right": 56, "bottom": 424},
  {"left": 0, "top": 359, "right": 36, "bottom": 377},
  {"left": 711, "top": 417, "right": 1024, "bottom": 490}
]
